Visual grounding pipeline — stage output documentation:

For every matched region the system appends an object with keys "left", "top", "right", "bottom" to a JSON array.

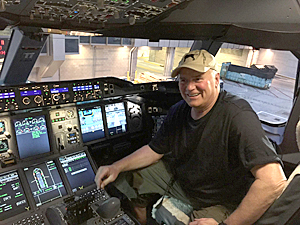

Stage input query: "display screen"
[
  {"left": 0, "top": 139, "right": 8, "bottom": 153},
  {"left": 0, "top": 38, "right": 9, "bottom": 59},
  {"left": 0, "top": 121, "right": 5, "bottom": 135},
  {"left": 78, "top": 105, "right": 105, "bottom": 143},
  {"left": 24, "top": 160, "right": 67, "bottom": 207},
  {"left": 59, "top": 151, "right": 95, "bottom": 192},
  {"left": 0, "top": 171, "right": 29, "bottom": 221},
  {"left": 20, "top": 90, "right": 42, "bottom": 97},
  {"left": 105, "top": 102, "right": 127, "bottom": 136},
  {"left": 73, "top": 85, "right": 93, "bottom": 91},
  {"left": 0, "top": 92, "right": 15, "bottom": 99},
  {"left": 13, "top": 115, "right": 51, "bottom": 159},
  {"left": 50, "top": 87, "right": 69, "bottom": 94}
]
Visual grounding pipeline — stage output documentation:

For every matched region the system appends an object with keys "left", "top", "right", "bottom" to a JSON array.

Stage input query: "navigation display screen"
[
  {"left": 105, "top": 102, "right": 127, "bottom": 136},
  {"left": 24, "top": 160, "right": 67, "bottom": 207},
  {"left": 0, "top": 171, "right": 29, "bottom": 221},
  {"left": 59, "top": 151, "right": 95, "bottom": 192},
  {"left": 78, "top": 105, "right": 105, "bottom": 143},
  {"left": 13, "top": 115, "right": 51, "bottom": 159}
]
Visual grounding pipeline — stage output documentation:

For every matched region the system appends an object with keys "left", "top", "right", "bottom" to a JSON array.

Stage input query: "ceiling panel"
[{"left": 0, "top": 0, "right": 300, "bottom": 51}]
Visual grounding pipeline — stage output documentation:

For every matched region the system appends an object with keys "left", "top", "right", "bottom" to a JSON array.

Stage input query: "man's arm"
[
  {"left": 224, "top": 162, "right": 287, "bottom": 225},
  {"left": 95, "top": 145, "right": 163, "bottom": 189},
  {"left": 190, "top": 162, "right": 287, "bottom": 225}
]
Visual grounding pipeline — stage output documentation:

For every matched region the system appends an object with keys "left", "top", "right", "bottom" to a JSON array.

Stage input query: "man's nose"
[{"left": 186, "top": 80, "right": 195, "bottom": 90}]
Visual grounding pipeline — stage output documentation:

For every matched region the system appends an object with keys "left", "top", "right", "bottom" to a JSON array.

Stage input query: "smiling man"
[{"left": 95, "top": 50, "right": 286, "bottom": 225}]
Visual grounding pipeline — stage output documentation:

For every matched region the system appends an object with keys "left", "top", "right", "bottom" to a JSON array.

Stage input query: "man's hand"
[
  {"left": 94, "top": 145, "right": 163, "bottom": 189},
  {"left": 94, "top": 164, "right": 120, "bottom": 189},
  {"left": 189, "top": 218, "right": 218, "bottom": 225}
]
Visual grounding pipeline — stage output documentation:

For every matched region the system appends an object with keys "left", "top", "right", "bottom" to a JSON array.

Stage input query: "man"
[{"left": 95, "top": 50, "right": 287, "bottom": 225}]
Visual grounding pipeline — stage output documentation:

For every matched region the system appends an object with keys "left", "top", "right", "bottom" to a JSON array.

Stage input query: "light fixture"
[
  {"left": 0, "top": 0, "right": 6, "bottom": 12},
  {"left": 79, "top": 5, "right": 88, "bottom": 13},
  {"left": 129, "top": 15, "right": 136, "bottom": 25},
  {"left": 34, "top": 6, "right": 39, "bottom": 14},
  {"left": 30, "top": 10, "right": 35, "bottom": 20},
  {"left": 45, "top": 7, "right": 49, "bottom": 16},
  {"left": 97, "top": 0, "right": 104, "bottom": 8},
  {"left": 114, "top": 11, "right": 120, "bottom": 19},
  {"left": 91, "top": 7, "right": 98, "bottom": 17},
  {"left": 49, "top": 14, "right": 54, "bottom": 21}
]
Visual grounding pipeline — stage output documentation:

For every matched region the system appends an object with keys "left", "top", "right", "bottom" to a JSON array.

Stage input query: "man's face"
[{"left": 178, "top": 68, "right": 220, "bottom": 111}]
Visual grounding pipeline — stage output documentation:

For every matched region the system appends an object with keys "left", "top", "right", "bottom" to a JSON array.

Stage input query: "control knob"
[
  {"left": 34, "top": 95, "right": 43, "bottom": 104},
  {"left": 4, "top": 132, "right": 11, "bottom": 139},
  {"left": 7, "top": 104, "right": 16, "bottom": 111},
  {"left": 75, "top": 95, "right": 83, "bottom": 102},
  {"left": 66, "top": 124, "right": 72, "bottom": 132},
  {"left": 22, "top": 97, "right": 31, "bottom": 105},
  {"left": 53, "top": 94, "right": 60, "bottom": 101},
  {"left": 86, "top": 93, "right": 94, "bottom": 100},
  {"left": 95, "top": 90, "right": 102, "bottom": 98}
]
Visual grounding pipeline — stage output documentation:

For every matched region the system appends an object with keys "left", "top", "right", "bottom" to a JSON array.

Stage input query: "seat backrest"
[
  {"left": 254, "top": 164, "right": 300, "bottom": 225},
  {"left": 295, "top": 119, "right": 300, "bottom": 150}
]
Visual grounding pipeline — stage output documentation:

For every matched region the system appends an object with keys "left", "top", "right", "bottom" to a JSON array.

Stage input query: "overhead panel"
[
  {"left": 1, "top": 0, "right": 300, "bottom": 51},
  {"left": 0, "top": 0, "right": 187, "bottom": 29}
]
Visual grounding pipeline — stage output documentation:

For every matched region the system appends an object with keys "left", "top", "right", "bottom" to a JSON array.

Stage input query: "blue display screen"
[
  {"left": 105, "top": 102, "right": 127, "bottom": 136},
  {"left": 78, "top": 105, "right": 105, "bottom": 143},
  {"left": 13, "top": 115, "right": 51, "bottom": 159},
  {"left": 50, "top": 87, "right": 69, "bottom": 94},
  {"left": 0, "top": 92, "right": 15, "bottom": 99},
  {"left": 20, "top": 90, "right": 42, "bottom": 97},
  {"left": 73, "top": 85, "right": 93, "bottom": 91}
]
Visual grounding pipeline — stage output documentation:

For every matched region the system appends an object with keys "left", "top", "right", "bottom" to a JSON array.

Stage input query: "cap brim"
[{"left": 171, "top": 65, "right": 208, "bottom": 78}]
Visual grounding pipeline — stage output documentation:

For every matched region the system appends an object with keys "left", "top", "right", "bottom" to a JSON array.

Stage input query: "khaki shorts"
[{"left": 113, "top": 160, "right": 234, "bottom": 223}]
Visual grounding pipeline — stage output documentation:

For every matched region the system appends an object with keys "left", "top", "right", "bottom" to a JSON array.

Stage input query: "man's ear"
[{"left": 215, "top": 72, "right": 220, "bottom": 87}]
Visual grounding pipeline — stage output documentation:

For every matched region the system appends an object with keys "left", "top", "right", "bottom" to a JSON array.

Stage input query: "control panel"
[
  {"left": 0, "top": 77, "right": 180, "bottom": 225},
  {"left": 50, "top": 106, "right": 81, "bottom": 151},
  {"left": 0, "top": 88, "right": 18, "bottom": 112},
  {"left": 0, "top": 115, "right": 16, "bottom": 168},
  {"left": 0, "top": 77, "right": 174, "bottom": 114},
  {"left": 72, "top": 80, "right": 103, "bottom": 102},
  {"left": 2, "top": 0, "right": 186, "bottom": 26},
  {"left": 1, "top": 149, "right": 139, "bottom": 225}
]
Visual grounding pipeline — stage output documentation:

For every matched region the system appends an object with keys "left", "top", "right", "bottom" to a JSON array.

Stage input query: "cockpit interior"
[{"left": 0, "top": 0, "right": 300, "bottom": 224}]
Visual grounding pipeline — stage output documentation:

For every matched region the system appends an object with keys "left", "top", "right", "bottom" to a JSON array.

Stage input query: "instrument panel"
[
  {"left": 0, "top": 77, "right": 168, "bottom": 113},
  {"left": 0, "top": 77, "right": 179, "bottom": 224}
]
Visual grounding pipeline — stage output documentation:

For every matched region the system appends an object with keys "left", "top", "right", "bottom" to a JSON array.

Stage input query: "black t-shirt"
[{"left": 149, "top": 91, "right": 282, "bottom": 209}]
